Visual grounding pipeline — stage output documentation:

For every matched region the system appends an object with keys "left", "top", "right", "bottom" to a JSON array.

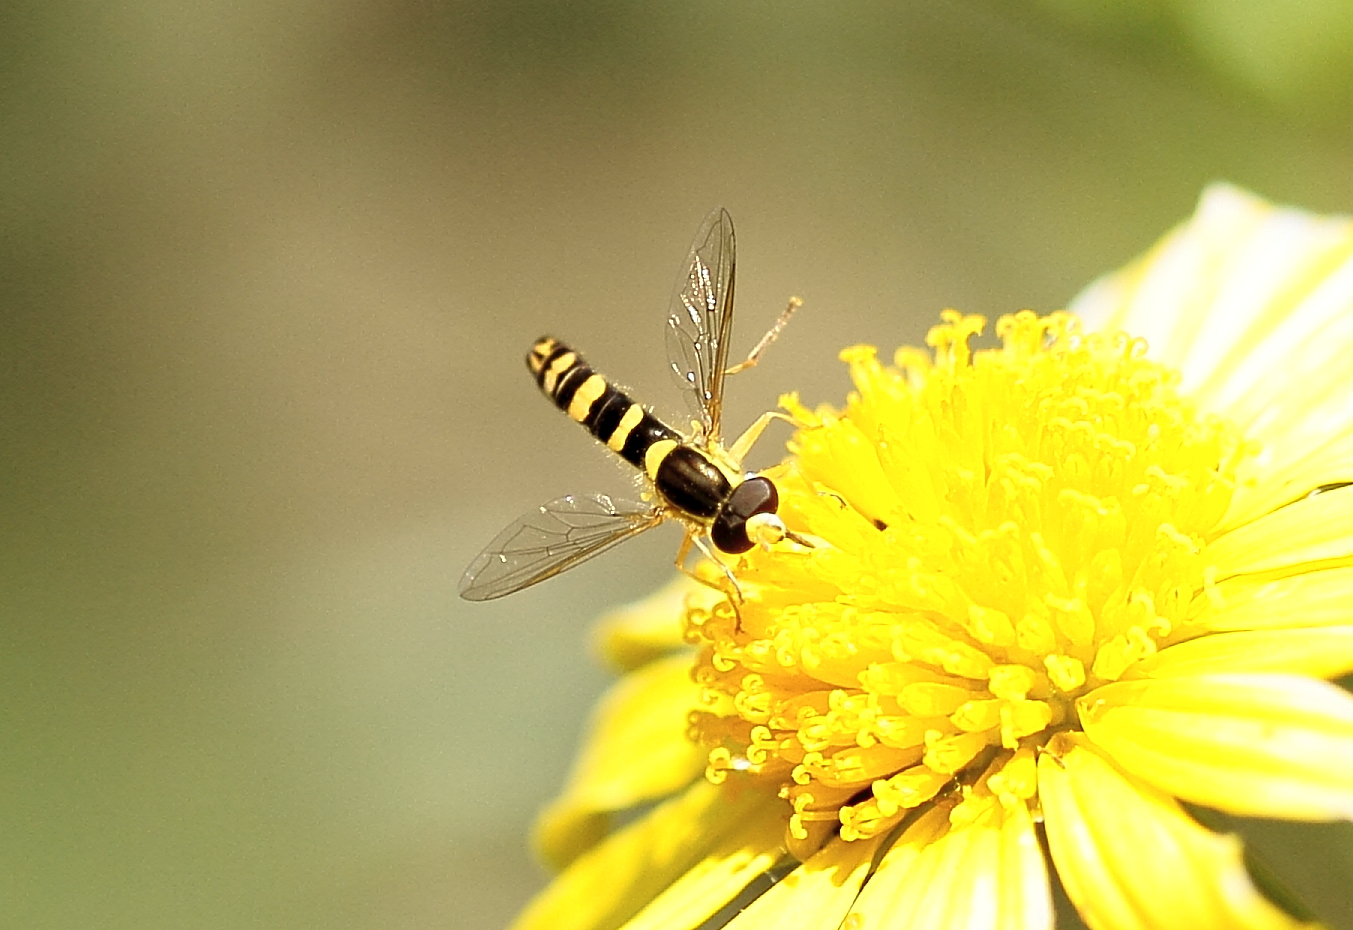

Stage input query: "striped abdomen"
[
  {"left": 527, "top": 337, "right": 681, "bottom": 471},
  {"left": 525, "top": 335, "right": 784, "bottom": 553}
]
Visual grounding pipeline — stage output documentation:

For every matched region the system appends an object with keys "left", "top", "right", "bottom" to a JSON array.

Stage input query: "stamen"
[{"left": 688, "top": 311, "right": 1244, "bottom": 855}]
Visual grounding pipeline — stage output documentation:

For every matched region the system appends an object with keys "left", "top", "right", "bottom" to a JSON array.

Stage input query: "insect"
[{"left": 458, "top": 207, "right": 808, "bottom": 603}]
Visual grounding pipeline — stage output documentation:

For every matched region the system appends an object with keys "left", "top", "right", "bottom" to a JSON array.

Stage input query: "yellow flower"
[{"left": 513, "top": 184, "right": 1353, "bottom": 930}]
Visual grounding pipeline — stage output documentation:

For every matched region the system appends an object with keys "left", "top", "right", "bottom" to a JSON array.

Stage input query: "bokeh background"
[{"left": 5, "top": 2, "right": 1353, "bottom": 929}]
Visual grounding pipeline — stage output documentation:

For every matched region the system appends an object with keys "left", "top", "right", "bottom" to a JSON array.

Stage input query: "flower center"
[{"left": 687, "top": 311, "right": 1245, "bottom": 857}]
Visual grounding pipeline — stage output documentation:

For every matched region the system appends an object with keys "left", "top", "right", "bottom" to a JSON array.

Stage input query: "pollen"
[{"left": 687, "top": 310, "right": 1246, "bottom": 854}]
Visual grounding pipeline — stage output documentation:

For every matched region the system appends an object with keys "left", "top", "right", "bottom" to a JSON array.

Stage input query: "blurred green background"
[{"left": 4, "top": 2, "right": 1353, "bottom": 929}]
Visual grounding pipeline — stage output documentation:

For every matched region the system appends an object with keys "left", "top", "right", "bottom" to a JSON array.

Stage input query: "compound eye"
[{"left": 711, "top": 477, "right": 779, "bottom": 553}]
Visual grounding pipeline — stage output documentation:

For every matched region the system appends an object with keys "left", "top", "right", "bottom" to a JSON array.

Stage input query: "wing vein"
[{"left": 459, "top": 495, "right": 663, "bottom": 601}]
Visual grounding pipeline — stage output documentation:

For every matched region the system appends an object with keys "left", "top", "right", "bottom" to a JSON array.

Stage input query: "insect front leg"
[
  {"left": 692, "top": 534, "right": 745, "bottom": 602},
  {"left": 672, "top": 531, "right": 696, "bottom": 578},
  {"left": 674, "top": 532, "right": 743, "bottom": 601},
  {"left": 723, "top": 296, "right": 803, "bottom": 376},
  {"left": 725, "top": 410, "right": 798, "bottom": 466},
  {"left": 675, "top": 530, "right": 747, "bottom": 631}
]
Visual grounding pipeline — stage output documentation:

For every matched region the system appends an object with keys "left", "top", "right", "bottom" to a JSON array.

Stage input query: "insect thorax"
[{"left": 650, "top": 444, "right": 731, "bottom": 520}]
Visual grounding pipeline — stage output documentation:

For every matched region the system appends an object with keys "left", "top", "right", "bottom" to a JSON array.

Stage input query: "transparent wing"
[
  {"left": 459, "top": 494, "right": 664, "bottom": 601},
  {"left": 666, "top": 207, "right": 736, "bottom": 441}
]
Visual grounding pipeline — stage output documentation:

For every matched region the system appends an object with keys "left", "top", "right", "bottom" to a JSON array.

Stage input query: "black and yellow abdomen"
[
  {"left": 526, "top": 335, "right": 779, "bottom": 550},
  {"left": 528, "top": 336, "right": 682, "bottom": 470},
  {"left": 526, "top": 336, "right": 781, "bottom": 554}
]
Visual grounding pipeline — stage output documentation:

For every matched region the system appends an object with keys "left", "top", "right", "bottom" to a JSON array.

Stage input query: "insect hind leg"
[{"left": 723, "top": 296, "right": 802, "bottom": 377}]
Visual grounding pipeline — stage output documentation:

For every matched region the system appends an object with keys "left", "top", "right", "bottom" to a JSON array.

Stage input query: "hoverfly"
[{"left": 458, "top": 208, "right": 806, "bottom": 603}]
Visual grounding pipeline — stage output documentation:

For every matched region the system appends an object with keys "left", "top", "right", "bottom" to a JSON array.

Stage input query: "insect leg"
[
  {"left": 674, "top": 530, "right": 748, "bottom": 630},
  {"left": 694, "top": 534, "right": 750, "bottom": 631},
  {"left": 723, "top": 297, "right": 803, "bottom": 376},
  {"left": 673, "top": 533, "right": 721, "bottom": 593},
  {"left": 725, "top": 409, "right": 797, "bottom": 465},
  {"left": 692, "top": 535, "right": 743, "bottom": 600},
  {"left": 672, "top": 531, "right": 695, "bottom": 576},
  {"left": 674, "top": 532, "right": 739, "bottom": 599}
]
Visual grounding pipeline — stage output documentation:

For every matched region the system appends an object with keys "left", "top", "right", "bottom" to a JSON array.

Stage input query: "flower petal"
[
  {"left": 512, "top": 780, "right": 784, "bottom": 930},
  {"left": 842, "top": 805, "right": 950, "bottom": 927},
  {"left": 1135, "top": 627, "right": 1353, "bottom": 680},
  {"left": 620, "top": 794, "right": 789, "bottom": 930},
  {"left": 1079, "top": 673, "right": 1353, "bottom": 820},
  {"left": 593, "top": 575, "right": 705, "bottom": 671},
  {"left": 1069, "top": 185, "right": 1353, "bottom": 529},
  {"left": 1040, "top": 735, "right": 1314, "bottom": 930},
  {"left": 994, "top": 799, "right": 1054, "bottom": 930},
  {"left": 1205, "top": 489, "right": 1353, "bottom": 578},
  {"left": 721, "top": 833, "right": 882, "bottom": 930},
  {"left": 1220, "top": 445, "right": 1353, "bottom": 535},
  {"left": 1196, "top": 567, "right": 1353, "bottom": 632},
  {"left": 843, "top": 799, "right": 1051, "bottom": 930},
  {"left": 1070, "top": 184, "right": 1353, "bottom": 407},
  {"left": 535, "top": 653, "right": 704, "bottom": 869}
]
